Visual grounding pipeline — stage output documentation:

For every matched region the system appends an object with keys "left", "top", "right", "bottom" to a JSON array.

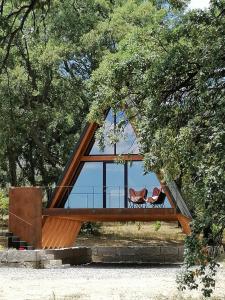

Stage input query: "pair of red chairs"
[{"left": 128, "top": 187, "right": 166, "bottom": 208}]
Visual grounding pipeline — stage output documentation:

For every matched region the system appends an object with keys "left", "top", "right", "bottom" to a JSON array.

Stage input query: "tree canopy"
[
  {"left": 87, "top": 0, "right": 225, "bottom": 296},
  {"left": 0, "top": 0, "right": 111, "bottom": 186}
]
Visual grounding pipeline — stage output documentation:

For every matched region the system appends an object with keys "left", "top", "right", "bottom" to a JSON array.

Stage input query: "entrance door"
[{"left": 104, "top": 163, "right": 126, "bottom": 208}]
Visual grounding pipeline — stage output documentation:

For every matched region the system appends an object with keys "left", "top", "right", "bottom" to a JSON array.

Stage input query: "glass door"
[{"left": 104, "top": 163, "right": 125, "bottom": 208}]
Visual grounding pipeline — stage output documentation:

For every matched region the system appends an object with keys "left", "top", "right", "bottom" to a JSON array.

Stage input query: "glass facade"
[
  {"left": 64, "top": 161, "right": 170, "bottom": 208},
  {"left": 63, "top": 111, "right": 170, "bottom": 209},
  {"left": 89, "top": 110, "right": 139, "bottom": 155}
]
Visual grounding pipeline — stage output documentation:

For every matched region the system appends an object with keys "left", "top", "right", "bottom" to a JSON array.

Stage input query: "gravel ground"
[{"left": 0, "top": 265, "right": 225, "bottom": 300}]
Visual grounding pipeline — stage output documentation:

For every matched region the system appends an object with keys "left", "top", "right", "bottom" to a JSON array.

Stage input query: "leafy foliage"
[
  {"left": 0, "top": 189, "right": 8, "bottom": 220},
  {"left": 80, "top": 222, "right": 101, "bottom": 235},
  {"left": 87, "top": 0, "right": 225, "bottom": 296},
  {"left": 0, "top": 0, "right": 111, "bottom": 186}
]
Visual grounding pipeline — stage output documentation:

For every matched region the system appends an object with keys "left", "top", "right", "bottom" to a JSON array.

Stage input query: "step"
[
  {"left": 0, "top": 231, "right": 13, "bottom": 237},
  {"left": 4, "top": 233, "right": 34, "bottom": 250},
  {"left": 4, "top": 232, "right": 13, "bottom": 237},
  {"left": 43, "top": 259, "right": 63, "bottom": 269},
  {"left": 25, "top": 246, "right": 34, "bottom": 250},
  {"left": 8, "top": 236, "right": 20, "bottom": 241},
  {"left": 10, "top": 241, "right": 27, "bottom": 249},
  {"left": 8, "top": 236, "right": 20, "bottom": 248}
]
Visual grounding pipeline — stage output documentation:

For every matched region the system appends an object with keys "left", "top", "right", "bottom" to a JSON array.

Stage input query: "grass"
[{"left": 76, "top": 221, "right": 186, "bottom": 247}]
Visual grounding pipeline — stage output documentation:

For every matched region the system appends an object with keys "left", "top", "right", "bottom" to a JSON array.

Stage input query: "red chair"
[
  {"left": 146, "top": 187, "right": 166, "bottom": 208},
  {"left": 128, "top": 188, "right": 148, "bottom": 208}
]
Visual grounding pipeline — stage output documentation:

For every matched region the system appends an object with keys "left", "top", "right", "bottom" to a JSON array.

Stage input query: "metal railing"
[{"left": 41, "top": 185, "right": 173, "bottom": 209}]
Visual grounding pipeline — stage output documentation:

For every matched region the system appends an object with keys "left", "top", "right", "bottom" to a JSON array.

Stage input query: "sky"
[{"left": 189, "top": 0, "right": 210, "bottom": 9}]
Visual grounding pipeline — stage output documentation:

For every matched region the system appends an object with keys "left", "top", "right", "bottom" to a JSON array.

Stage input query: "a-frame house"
[{"left": 41, "top": 110, "right": 192, "bottom": 249}]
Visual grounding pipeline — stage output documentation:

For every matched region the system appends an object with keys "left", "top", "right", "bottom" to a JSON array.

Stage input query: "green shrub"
[
  {"left": 154, "top": 221, "right": 161, "bottom": 232},
  {"left": 80, "top": 222, "right": 101, "bottom": 235},
  {"left": 0, "top": 190, "right": 9, "bottom": 220}
]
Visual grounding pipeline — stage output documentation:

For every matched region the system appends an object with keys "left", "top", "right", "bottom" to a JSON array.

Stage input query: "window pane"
[
  {"left": 128, "top": 162, "right": 171, "bottom": 207},
  {"left": 89, "top": 110, "right": 139, "bottom": 155},
  {"left": 90, "top": 110, "right": 115, "bottom": 154},
  {"left": 106, "top": 163, "right": 124, "bottom": 208},
  {"left": 116, "top": 112, "right": 139, "bottom": 154},
  {"left": 65, "top": 162, "right": 103, "bottom": 208}
]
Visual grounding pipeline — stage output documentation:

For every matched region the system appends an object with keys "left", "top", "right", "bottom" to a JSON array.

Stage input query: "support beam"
[
  {"left": 81, "top": 154, "right": 143, "bottom": 162},
  {"left": 177, "top": 213, "right": 191, "bottom": 235},
  {"left": 43, "top": 208, "right": 178, "bottom": 222}
]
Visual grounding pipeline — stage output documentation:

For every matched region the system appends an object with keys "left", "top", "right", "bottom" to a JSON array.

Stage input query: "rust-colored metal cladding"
[
  {"left": 41, "top": 209, "right": 191, "bottom": 246},
  {"left": 43, "top": 208, "right": 178, "bottom": 222},
  {"left": 81, "top": 154, "right": 143, "bottom": 162},
  {"left": 177, "top": 214, "right": 191, "bottom": 235},
  {"left": 9, "top": 187, "right": 43, "bottom": 249},
  {"left": 42, "top": 216, "right": 81, "bottom": 249},
  {"left": 9, "top": 116, "right": 192, "bottom": 249}
]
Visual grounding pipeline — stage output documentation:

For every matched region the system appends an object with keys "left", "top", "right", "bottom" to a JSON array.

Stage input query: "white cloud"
[{"left": 188, "top": 0, "right": 210, "bottom": 10}]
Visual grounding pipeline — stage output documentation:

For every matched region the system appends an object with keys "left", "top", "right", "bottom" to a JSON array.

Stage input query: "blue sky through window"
[
  {"left": 64, "top": 109, "right": 170, "bottom": 208},
  {"left": 65, "top": 161, "right": 170, "bottom": 208},
  {"left": 90, "top": 109, "right": 139, "bottom": 155}
]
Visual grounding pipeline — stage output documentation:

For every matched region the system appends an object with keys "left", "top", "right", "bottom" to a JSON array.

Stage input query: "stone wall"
[
  {"left": 0, "top": 247, "right": 92, "bottom": 268},
  {"left": 0, "top": 249, "right": 46, "bottom": 268},
  {"left": 92, "top": 246, "right": 184, "bottom": 264},
  {"left": 46, "top": 247, "right": 92, "bottom": 265},
  {"left": 0, "top": 236, "right": 8, "bottom": 249},
  {"left": 0, "top": 246, "right": 185, "bottom": 268}
]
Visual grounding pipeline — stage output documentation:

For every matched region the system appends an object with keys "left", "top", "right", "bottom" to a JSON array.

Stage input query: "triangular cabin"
[{"left": 40, "top": 109, "right": 192, "bottom": 249}]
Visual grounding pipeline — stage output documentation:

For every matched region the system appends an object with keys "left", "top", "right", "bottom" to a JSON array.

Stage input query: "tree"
[
  {"left": 0, "top": 189, "right": 8, "bottom": 225},
  {"left": 0, "top": 0, "right": 51, "bottom": 72},
  {"left": 87, "top": 0, "right": 225, "bottom": 296},
  {"left": 0, "top": 0, "right": 113, "bottom": 186}
]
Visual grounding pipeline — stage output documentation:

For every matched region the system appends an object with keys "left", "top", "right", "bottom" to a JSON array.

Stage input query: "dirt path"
[{"left": 0, "top": 265, "right": 224, "bottom": 300}]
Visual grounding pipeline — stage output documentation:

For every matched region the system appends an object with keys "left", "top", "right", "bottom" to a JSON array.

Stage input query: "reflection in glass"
[
  {"left": 65, "top": 162, "right": 103, "bottom": 208},
  {"left": 128, "top": 162, "right": 170, "bottom": 208},
  {"left": 106, "top": 163, "right": 125, "bottom": 208},
  {"left": 64, "top": 161, "right": 171, "bottom": 208},
  {"left": 90, "top": 109, "right": 139, "bottom": 155}
]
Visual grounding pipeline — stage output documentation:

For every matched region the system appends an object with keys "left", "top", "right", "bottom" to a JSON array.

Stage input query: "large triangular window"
[
  {"left": 89, "top": 109, "right": 139, "bottom": 155},
  {"left": 53, "top": 109, "right": 171, "bottom": 210}
]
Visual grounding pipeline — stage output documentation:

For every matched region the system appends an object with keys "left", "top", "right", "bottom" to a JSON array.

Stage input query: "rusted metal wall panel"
[
  {"left": 42, "top": 217, "right": 81, "bottom": 249},
  {"left": 9, "top": 187, "right": 43, "bottom": 249}
]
